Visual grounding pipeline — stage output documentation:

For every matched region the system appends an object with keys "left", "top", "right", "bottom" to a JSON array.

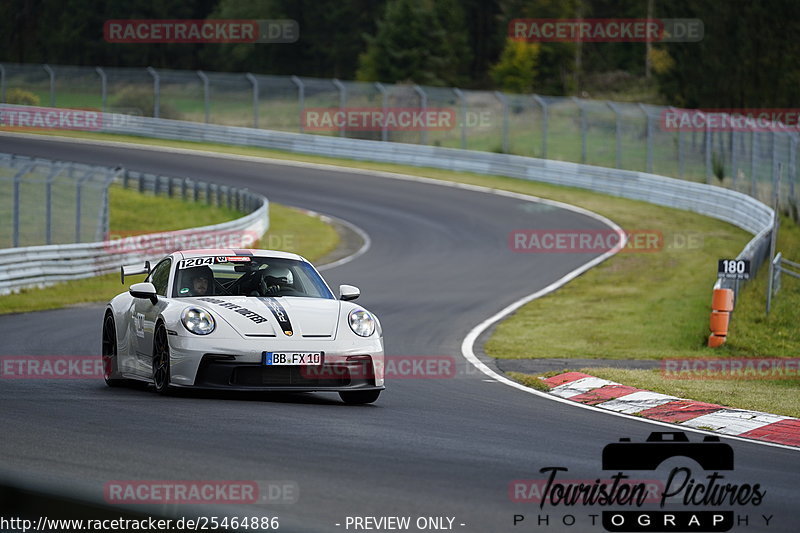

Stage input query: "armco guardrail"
[{"left": 0, "top": 155, "right": 269, "bottom": 295}]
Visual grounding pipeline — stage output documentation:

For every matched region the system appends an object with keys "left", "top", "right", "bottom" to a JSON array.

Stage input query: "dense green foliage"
[{"left": 1, "top": 0, "right": 797, "bottom": 104}]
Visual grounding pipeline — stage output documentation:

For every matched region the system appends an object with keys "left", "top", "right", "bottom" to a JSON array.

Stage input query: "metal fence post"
[
  {"left": 573, "top": 97, "right": 587, "bottom": 164},
  {"left": 97, "top": 183, "right": 109, "bottom": 243},
  {"left": 332, "top": 78, "right": 346, "bottom": 138},
  {"left": 197, "top": 70, "right": 210, "bottom": 124},
  {"left": 639, "top": 104, "right": 653, "bottom": 173},
  {"left": 205, "top": 182, "right": 211, "bottom": 205},
  {"left": 766, "top": 172, "right": 781, "bottom": 314},
  {"left": 75, "top": 169, "right": 96, "bottom": 243},
  {"left": 43, "top": 64, "right": 55, "bottom": 107},
  {"left": 246, "top": 73, "right": 259, "bottom": 128},
  {"left": 750, "top": 131, "right": 757, "bottom": 197},
  {"left": 791, "top": 134, "right": 798, "bottom": 209},
  {"left": 704, "top": 113, "right": 712, "bottom": 184},
  {"left": 376, "top": 82, "right": 388, "bottom": 142},
  {"left": 771, "top": 131, "right": 778, "bottom": 203},
  {"left": 731, "top": 130, "right": 738, "bottom": 190},
  {"left": 452, "top": 88, "right": 466, "bottom": 149},
  {"left": 146, "top": 67, "right": 160, "bottom": 118},
  {"left": 44, "top": 163, "right": 63, "bottom": 245},
  {"left": 0, "top": 64, "right": 7, "bottom": 103},
  {"left": 291, "top": 76, "right": 304, "bottom": 133},
  {"left": 96, "top": 67, "right": 107, "bottom": 113},
  {"left": 413, "top": 85, "right": 428, "bottom": 145},
  {"left": 532, "top": 95, "right": 548, "bottom": 158},
  {"left": 607, "top": 102, "right": 621, "bottom": 169},
  {"left": 11, "top": 164, "right": 31, "bottom": 247},
  {"left": 98, "top": 168, "right": 120, "bottom": 242},
  {"left": 670, "top": 107, "right": 685, "bottom": 179},
  {"left": 495, "top": 91, "right": 509, "bottom": 154}
]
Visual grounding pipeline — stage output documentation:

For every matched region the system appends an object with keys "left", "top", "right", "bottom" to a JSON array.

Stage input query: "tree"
[
  {"left": 655, "top": 0, "right": 800, "bottom": 108},
  {"left": 490, "top": 38, "right": 540, "bottom": 93},
  {"left": 356, "top": 0, "right": 471, "bottom": 86},
  {"left": 503, "top": 0, "right": 580, "bottom": 95},
  {"left": 203, "top": 0, "right": 386, "bottom": 77}
]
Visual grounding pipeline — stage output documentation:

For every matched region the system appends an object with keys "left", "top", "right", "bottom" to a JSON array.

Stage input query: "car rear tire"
[
  {"left": 102, "top": 313, "right": 129, "bottom": 388},
  {"left": 339, "top": 390, "right": 381, "bottom": 405},
  {"left": 152, "top": 322, "right": 173, "bottom": 395}
]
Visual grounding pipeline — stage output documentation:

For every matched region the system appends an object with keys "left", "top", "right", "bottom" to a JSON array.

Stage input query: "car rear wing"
[{"left": 120, "top": 261, "right": 151, "bottom": 284}]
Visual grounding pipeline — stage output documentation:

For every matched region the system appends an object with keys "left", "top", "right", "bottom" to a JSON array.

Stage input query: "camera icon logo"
[{"left": 603, "top": 431, "right": 734, "bottom": 471}]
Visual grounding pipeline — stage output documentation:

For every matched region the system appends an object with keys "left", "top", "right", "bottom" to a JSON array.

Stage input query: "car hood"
[{"left": 182, "top": 296, "right": 341, "bottom": 338}]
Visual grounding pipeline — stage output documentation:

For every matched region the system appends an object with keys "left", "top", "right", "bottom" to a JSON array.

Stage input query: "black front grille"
[
  {"left": 194, "top": 355, "right": 375, "bottom": 389},
  {"left": 232, "top": 365, "right": 351, "bottom": 386}
]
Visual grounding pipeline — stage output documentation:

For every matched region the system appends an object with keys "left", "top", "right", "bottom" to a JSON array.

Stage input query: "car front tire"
[
  {"left": 152, "top": 322, "right": 173, "bottom": 395},
  {"left": 102, "top": 313, "right": 129, "bottom": 388}
]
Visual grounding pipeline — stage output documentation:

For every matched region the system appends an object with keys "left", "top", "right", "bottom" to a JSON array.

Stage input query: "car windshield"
[{"left": 171, "top": 256, "right": 334, "bottom": 299}]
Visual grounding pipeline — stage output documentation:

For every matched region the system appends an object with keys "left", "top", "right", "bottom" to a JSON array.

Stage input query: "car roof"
[{"left": 175, "top": 249, "right": 307, "bottom": 262}]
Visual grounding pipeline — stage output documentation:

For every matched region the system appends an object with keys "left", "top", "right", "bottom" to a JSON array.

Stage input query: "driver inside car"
[
  {"left": 260, "top": 265, "right": 293, "bottom": 295},
  {"left": 179, "top": 265, "right": 214, "bottom": 296}
]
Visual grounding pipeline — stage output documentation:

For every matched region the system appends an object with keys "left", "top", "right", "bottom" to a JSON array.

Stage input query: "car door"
[{"left": 133, "top": 258, "right": 172, "bottom": 377}]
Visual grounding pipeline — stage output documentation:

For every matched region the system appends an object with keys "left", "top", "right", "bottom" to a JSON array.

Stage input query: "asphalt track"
[{"left": 0, "top": 135, "right": 796, "bottom": 533}]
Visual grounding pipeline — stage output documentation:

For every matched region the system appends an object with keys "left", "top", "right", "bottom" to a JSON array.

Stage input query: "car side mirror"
[
  {"left": 130, "top": 282, "right": 158, "bottom": 304},
  {"left": 339, "top": 284, "right": 360, "bottom": 301}
]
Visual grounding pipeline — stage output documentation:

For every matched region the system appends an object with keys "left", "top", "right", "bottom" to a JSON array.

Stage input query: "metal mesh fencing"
[
  {"left": 0, "top": 154, "right": 117, "bottom": 247},
  {"left": 1, "top": 62, "right": 797, "bottom": 218}
]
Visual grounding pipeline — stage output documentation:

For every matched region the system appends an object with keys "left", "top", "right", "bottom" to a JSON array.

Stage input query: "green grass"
[
  {"left": 109, "top": 185, "right": 241, "bottom": 232},
  {"left": 485, "top": 211, "right": 753, "bottom": 360},
  {"left": 505, "top": 371, "right": 551, "bottom": 392},
  {"left": 0, "top": 187, "right": 339, "bottom": 315},
  {"left": 487, "top": 212, "right": 800, "bottom": 360}
]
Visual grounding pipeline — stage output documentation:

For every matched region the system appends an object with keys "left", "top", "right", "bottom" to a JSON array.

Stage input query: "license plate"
[{"left": 263, "top": 352, "right": 323, "bottom": 365}]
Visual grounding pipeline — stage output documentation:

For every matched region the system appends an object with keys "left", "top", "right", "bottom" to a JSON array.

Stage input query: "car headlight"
[
  {"left": 348, "top": 309, "right": 375, "bottom": 337},
  {"left": 181, "top": 307, "right": 215, "bottom": 335}
]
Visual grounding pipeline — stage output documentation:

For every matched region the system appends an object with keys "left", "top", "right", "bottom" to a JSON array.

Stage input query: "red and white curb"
[{"left": 542, "top": 372, "right": 800, "bottom": 447}]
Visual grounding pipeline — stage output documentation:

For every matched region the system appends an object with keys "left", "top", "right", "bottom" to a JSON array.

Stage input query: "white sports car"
[{"left": 102, "top": 249, "right": 384, "bottom": 404}]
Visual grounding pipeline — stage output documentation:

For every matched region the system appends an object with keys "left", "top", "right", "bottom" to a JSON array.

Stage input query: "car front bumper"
[{"left": 167, "top": 334, "right": 385, "bottom": 390}]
